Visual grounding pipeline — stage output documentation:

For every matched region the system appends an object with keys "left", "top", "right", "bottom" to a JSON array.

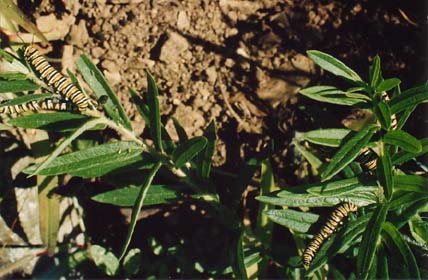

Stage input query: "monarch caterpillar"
[
  {"left": 357, "top": 91, "right": 397, "bottom": 171},
  {"left": 22, "top": 45, "right": 91, "bottom": 111},
  {"left": 0, "top": 99, "right": 70, "bottom": 115},
  {"left": 302, "top": 202, "right": 358, "bottom": 269}
]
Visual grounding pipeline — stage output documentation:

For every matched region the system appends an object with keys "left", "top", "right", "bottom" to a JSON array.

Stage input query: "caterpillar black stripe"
[
  {"left": 302, "top": 203, "right": 358, "bottom": 269},
  {"left": 0, "top": 99, "right": 70, "bottom": 115},
  {"left": 23, "top": 45, "right": 91, "bottom": 111}
]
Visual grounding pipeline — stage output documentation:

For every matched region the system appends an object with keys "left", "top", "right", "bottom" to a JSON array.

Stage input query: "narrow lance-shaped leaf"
[
  {"left": 128, "top": 86, "right": 150, "bottom": 124},
  {"left": 172, "top": 117, "right": 188, "bottom": 143},
  {"left": 381, "top": 222, "right": 420, "bottom": 279},
  {"left": 26, "top": 118, "right": 107, "bottom": 177},
  {"left": 376, "top": 153, "right": 393, "bottom": 200},
  {"left": 389, "top": 84, "right": 428, "bottom": 114},
  {"left": 91, "top": 184, "right": 183, "bottom": 206},
  {"left": 265, "top": 209, "right": 319, "bottom": 233},
  {"left": 393, "top": 175, "right": 428, "bottom": 193},
  {"left": 357, "top": 202, "right": 389, "bottom": 279},
  {"left": 301, "top": 128, "right": 351, "bottom": 147},
  {"left": 7, "top": 112, "right": 97, "bottom": 132},
  {"left": 369, "top": 55, "right": 381, "bottom": 88},
  {"left": 76, "top": 54, "right": 132, "bottom": 131},
  {"left": 119, "top": 161, "right": 162, "bottom": 260},
  {"left": 0, "top": 79, "right": 39, "bottom": 93},
  {"left": 197, "top": 121, "right": 216, "bottom": 178},
  {"left": 391, "top": 138, "right": 428, "bottom": 165},
  {"left": 0, "top": 93, "right": 53, "bottom": 106},
  {"left": 376, "top": 78, "right": 401, "bottom": 93},
  {"left": 299, "top": 86, "right": 366, "bottom": 106},
  {"left": 307, "top": 50, "right": 364, "bottom": 84},
  {"left": 172, "top": 136, "right": 207, "bottom": 168},
  {"left": 145, "top": 70, "right": 163, "bottom": 152},
  {"left": 321, "top": 125, "right": 378, "bottom": 181},
  {"left": 373, "top": 101, "right": 391, "bottom": 130},
  {"left": 24, "top": 141, "right": 152, "bottom": 178},
  {"left": 383, "top": 130, "right": 422, "bottom": 153}
]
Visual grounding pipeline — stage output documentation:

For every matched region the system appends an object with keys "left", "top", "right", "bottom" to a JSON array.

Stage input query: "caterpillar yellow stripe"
[
  {"left": 302, "top": 203, "right": 358, "bottom": 269},
  {"left": 23, "top": 45, "right": 91, "bottom": 111}
]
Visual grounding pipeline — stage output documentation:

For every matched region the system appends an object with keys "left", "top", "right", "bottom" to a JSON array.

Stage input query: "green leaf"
[
  {"left": 321, "top": 125, "right": 378, "bottom": 181},
  {"left": 128, "top": 86, "right": 150, "bottom": 124},
  {"left": 293, "top": 141, "right": 322, "bottom": 173},
  {"left": 235, "top": 231, "right": 248, "bottom": 279},
  {"left": 392, "top": 138, "right": 428, "bottom": 164},
  {"left": 89, "top": 245, "right": 119, "bottom": 276},
  {"left": 389, "top": 84, "right": 428, "bottom": 114},
  {"left": 7, "top": 112, "right": 98, "bottom": 132},
  {"left": 302, "top": 128, "right": 351, "bottom": 147},
  {"left": 299, "top": 86, "right": 366, "bottom": 106},
  {"left": 197, "top": 121, "right": 216, "bottom": 178},
  {"left": 396, "top": 105, "right": 416, "bottom": 130},
  {"left": 0, "top": 79, "right": 39, "bottom": 93},
  {"left": 254, "top": 159, "right": 275, "bottom": 278},
  {"left": 145, "top": 70, "right": 162, "bottom": 152},
  {"left": 383, "top": 130, "right": 422, "bottom": 153},
  {"left": 357, "top": 202, "right": 389, "bottom": 279},
  {"left": 265, "top": 209, "right": 318, "bottom": 232},
  {"left": 0, "top": 93, "right": 54, "bottom": 107},
  {"left": 381, "top": 222, "right": 420, "bottom": 279},
  {"left": 394, "top": 175, "right": 428, "bottom": 193},
  {"left": 24, "top": 141, "right": 152, "bottom": 178},
  {"left": 373, "top": 101, "right": 391, "bottom": 130},
  {"left": 0, "top": 72, "right": 28, "bottom": 80},
  {"left": 307, "top": 50, "right": 364, "bottom": 83},
  {"left": 376, "top": 78, "right": 401, "bottom": 93},
  {"left": 76, "top": 54, "right": 132, "bottom": 130},
  {"left": 172, "top": 117, "right": 188, "bottom": 143},
  {"left": 91, "top": 184, "right": 183, "bottom": 206},
  {"left": 306, "top": 176, "right": 377, "bottom": 196},
  {"left": 376, "top": 153, "right": 393, "bottom": 200},
  {"left": 27, "top": 118, "right": 106, "bottom": 177},
  {"left": 389, "top": 192, "right": 428, "bottom": 210},
  {"left": 256, "top": 185, "right": 379, "bottom": 208},
  {"left": 172, "top": 136, "right": 208, "bottom": 168},
  {"left": 119, "top": 162, "right": 162, "bottom": 260},
  {"left": 369, "top": 55, "right": 381, "bottom": 88},
  {"left": 123, "top": 248, "right": 142, "bottom": 277}
]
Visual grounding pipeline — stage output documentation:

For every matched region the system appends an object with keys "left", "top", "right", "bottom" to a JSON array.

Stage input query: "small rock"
[
  {"left": 91, "top": 47, "right": 105, "bottom": 58},
  {"left": 205, "top": 66, "right": 217, "bottom": 85},
  {"left": 177, "top": 11, "right": 190, "bottom": 30},
  {"left": 158, "top": 32, "right": 189, "bottom": 63},
  {"left": 61, "top": 45, "right": 75, "bottom": 73},
  {"left": 103, "top": 69, "right": 122, "bottom": 85},
  {"left": 68, "top": 20, "right": 89, "bottom": 47},
  {"left": 224, "top": 58, "right": 235, "bottom": 68},
  {"left": 36, "top": 14, "right": 75, "bottom": 40}
]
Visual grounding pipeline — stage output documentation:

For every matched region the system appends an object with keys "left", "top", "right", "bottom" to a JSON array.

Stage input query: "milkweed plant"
[{"left": 0, "top": 43, "right": 427, "bottom": 279}]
